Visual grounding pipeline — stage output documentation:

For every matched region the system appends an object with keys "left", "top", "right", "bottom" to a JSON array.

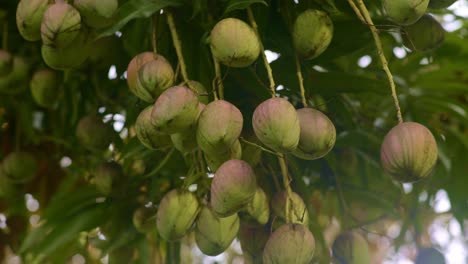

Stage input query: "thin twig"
[
  {"left": 346, "top": 0, "right": 365, "bottom": 23},
  {"left": 295, "top": 55, "right": 308, "bottom": 107},
  {"left": 144, "top": 148, "right": 175, "bottom": 179},
  {"left": 278, "top": 155, "right": 294, "bottom": 223},
  {"left": 151, "top": 13, "right": 158, "bottom": 56},
  {"left": 353, "top": 0, "right": 403, "bottom": 124},
  {"left": 166, "top": 11, "right": 195, "bottom": 91},
  {"left": 240, "top": 137, "right": 280, "bottom": 157},
  {"left": 212, "top": 53, "right": 223, "bottom": 100},
  {"left": 247, "top": 7, "right": 276, "bottom": 98}
]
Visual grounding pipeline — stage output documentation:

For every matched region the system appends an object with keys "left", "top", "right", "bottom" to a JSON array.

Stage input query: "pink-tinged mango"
[
  {"left": 137, "top": 55, "right": 175, "bottom": 101},
  {"left": 210, "top": 159, "right": 257, "bottom": 217},
  {"left": 41, "top": 2, "right": 81, "bottom": 48},
  {"left": 381, "top": 122, "right": 438, "bottom": 182},
  {"left": 151, "top": 86, "right": 200, "bottom": 134},
  {"left": 197, "top": 100, "right": 243, "bottom": 154},
  {"left": 263, "top": 224, "right": 316, "bottom": 264},
  {"left": 126, "top": 52, "right": 154, "bottom": 102},
  {"left": 402, "top": 14, "right": 445, "bottom": 52},
  {"left": 252, "top": 98, "right": 300, "bottom": 153},
  {"left": 293, "top": 108, "right": 336, "bottom": 160}
]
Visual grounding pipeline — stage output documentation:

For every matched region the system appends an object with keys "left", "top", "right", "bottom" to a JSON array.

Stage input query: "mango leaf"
[
  {"left": 223, "top": 0, "right": 267, "bottom": 14},
  {"left": 97, "top": 0, "right": 185, "bottom": 38}
]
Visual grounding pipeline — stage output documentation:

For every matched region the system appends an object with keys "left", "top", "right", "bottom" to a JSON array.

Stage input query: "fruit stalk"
[
  {"left": 152, "top": 13, "right": 158, "bottom": 56},
  {"left": 349, "top": 0, "right": 403, "bottom": 124},
  {"left": 278, "top": 155, "right": 293, "bottom": 223},
  {"left": 247, "top": 7, "right": 275, "bottom": 98},
  {"left": 166, "top": 11, "right": 194, "bottom": 91},
  {"left": 295, "top": 55, "right": 308, "bottom": 107},
  {"left": 212, "top": 53, "right": 222, "bottom": 100}
]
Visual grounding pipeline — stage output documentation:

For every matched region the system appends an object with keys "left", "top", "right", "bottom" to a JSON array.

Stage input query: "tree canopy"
[{"left": 0, "top": 0, "right": 467, "bottom": 263}]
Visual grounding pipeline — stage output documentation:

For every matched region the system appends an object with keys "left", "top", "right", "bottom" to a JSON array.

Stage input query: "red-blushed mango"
[
  {"left": 332, "top": 231, "right": 370, "bottom": 264},
  {"left": 41, "top": 2, "right": 81, "bottom": 48},
  {"left": 381, "top": 122, "right": 438, "bottom": 182},
  {"left": 263, "top": 224, "right": 315, "bottom": 264},
  {"left": 195, "top": 206, "right": 240, "bottom": 256},
  {"left": 271, "top": 191, "right": 309, "bottom": 227},
  {"left": 151, "top": 86, "right": 200, "bottom": 134},
  {"left": 402, "top": 14, "right": 445, "bottom": 52},
  {"left": 252, "top": 98, "right": 300, "bottom": 153},
  {"left": 16, "top": 0, "right": 49, "bottom": 41},
  {"left": 293, "top": 9, "right": 333, "bottom": 60},
  {"left": 293, "top": 108, "right": 336, "bottom": 160},
  {"left": 383, "top": 0, "right": 429, "bottom": 25},
  {"left": 210, "top": 18, "right": 260, "bottom": 67},
  {"left": 135, "top": 105, "right": 172, "bottom": 150},
  {"left": 210, "top": 159, "right": 256, "bottom": 217},
  {"left": 30, "top": 69, "right": 61, "bottom": 108},
  {"left": 156, "top": 189, "right": 200, "bottom": 241},
  {"left": 73, "top": 0, "right": 117, "bottom": 28},
  {"left": 126, "top": 52, "right": 154, "bottom": 102},
  {"left": 137, "top": 55, "right": 174, "bottom": 101},
  {"left": 197, "top": 100, "right": 243, "bottom": 154}
]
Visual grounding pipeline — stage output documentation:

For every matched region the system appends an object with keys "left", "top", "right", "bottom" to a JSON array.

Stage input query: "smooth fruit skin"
[
  {"left": 402, "top": 14, "right": 445, "bottom": 52},
  {"left": 170, "top": 103, "right": 205, "bottom": 153},
  {"left": 210, "top": 159, "right": 257, "bottom": 217},
  {"left": 271, "top": 191, "right": 309, "bottom": 226},
  {"left": 243, "top": 187, "right": 270, "bottom": 225},
  {"left": 383, "top": 0, "right": 429, "bottom": 25},
  {"left": 76, "top": 115, "right": 114, "bottom": 151},
  {"left": 195, "top": 206, "right": 240, "bottom": 256},
  {"left": 137, "top": 55, "right": 175, "bottom": 101},
  {"left": 16, "top": 0, "right": 49, "bottom": 41},
  {"left": 204, "top": 139, "right": 242, "bottom": 172},
  {"left": 1, "top": 152, "right": 37, "bottom": 183},
  {"left": 41, "top": 29, "right": 89, "bottom": 70},
  {"left": 40, "top": 2, "right": 81, "bottom": 48},
  {"left": 156, "top": 189, "right": 200, "bottom": 241},
  {"left": 30, "top": 69, "right": 61, "bottom": 108},
  {"left": 135, "top": 106, "right": 172, "bottom": 150},
  {"left": 252, "top": 98, "right": 300, "bottom": 153},
  {"left": 188, "top": 80, "right": 210, "bottom": 104},
  {"left": 126, "top": 52, "right": 154, "bottom": 102},
  {"left": 415, "top": 247, "right": 446, "bottom": 264},
  {"left": 263, "top": 224, "right": 315, "bottom": 264},
  {"left": 293, "top": 9, "right": 334, "bottom": 60},
  {"left": 210, "top": 18, "right": 260, "bottom": 67},
  {"left": 293, "top": 108, "right": 336, "bottom": 160},
  {"left": 73, "top": 0, "right": 118, "bottom": 28},
  {"left": 381, "top": 122, "right": 438, "bottom": 182},
  {"left": 332, "top": 231, "right": 370, "bottom": 264},
  {"left": 429, "top": 0, "right": 457, "bottom": 9},
  {"left": 151, "top": 86, "right": 200, "bottom": 134},
  {"left": 197, "top": 100, "right": 243, "bottom": 154}
]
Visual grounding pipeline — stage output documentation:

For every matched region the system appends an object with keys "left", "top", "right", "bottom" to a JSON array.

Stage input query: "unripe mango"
[
  {"left": 41, "top": 2, "right": 81, "bottom": 48},
  {"left": 1, "top": 152, "right": 37, "bottom": 183},
  {"left": 332, "top": 231, "right": 370, "bottom": 264},
  {"left": 402, "top": 14, "right": 445, "bottom": 52},
  {"left": 94, "top": 161, "right": 122, "bottom": 195},
  {"left": 137, "top": 55, "right": 175, "bottom": 101},
  {"left": 16, "top": 0, "right": 49, "bottom": 41},
  {"left": 383, "top": 0, "right": 429, "bottom": 25},
  {"left": 135, "top": 106, "right": 172, "bottom": 150},
  {"left": 30, "top": 69, "right": 61, "bottom": 108},
  {"left": 271, "top": 191, "right": 309, "bottom": 226},
  {"left": 76, "top": 115, "right": 114, "bottom": 151}
]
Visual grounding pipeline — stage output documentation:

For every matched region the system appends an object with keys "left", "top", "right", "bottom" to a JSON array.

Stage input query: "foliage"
[{"left": 0, "top": 0, "right": 466, "bottom": 263}]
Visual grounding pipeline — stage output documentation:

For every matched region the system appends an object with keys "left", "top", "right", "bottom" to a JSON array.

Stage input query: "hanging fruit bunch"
[{"left": 1, "top": 0, "right": 464, "bottom": 262}]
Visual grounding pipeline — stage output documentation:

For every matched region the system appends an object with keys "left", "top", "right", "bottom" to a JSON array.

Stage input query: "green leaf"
[
  {"left": 97, "top": 0, "right": 185, "bottom": 38},
  {"left": 223, "top": 0, "right": 268, "bottom": 15}
]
